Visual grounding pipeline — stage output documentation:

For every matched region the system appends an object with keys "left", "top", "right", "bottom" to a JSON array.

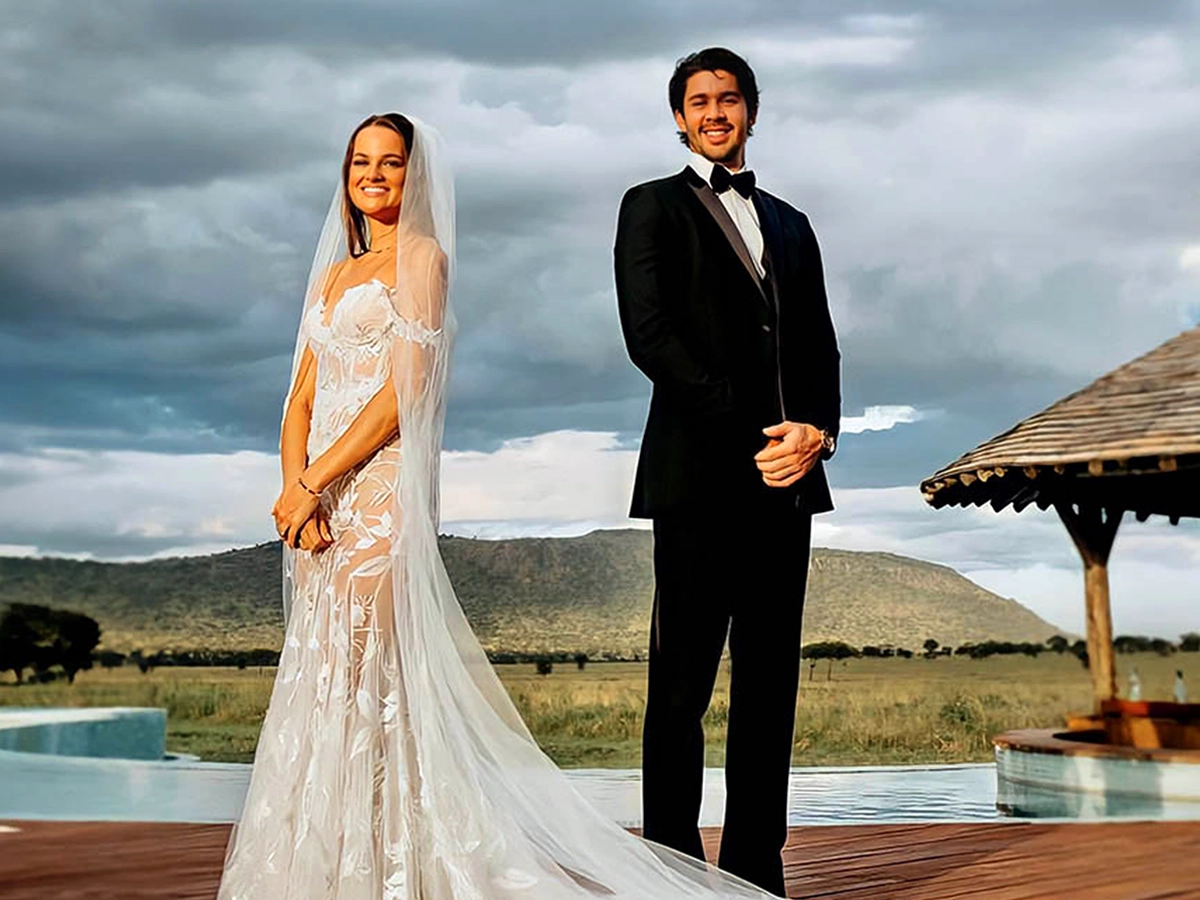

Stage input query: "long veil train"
[{"left": 219, "top": 116, "right": 784, "bottom": 899}]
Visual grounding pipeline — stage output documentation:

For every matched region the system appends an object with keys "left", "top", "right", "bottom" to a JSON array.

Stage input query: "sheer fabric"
[{"left": 217, "top": 118, "right": 783, "bottom": 899}]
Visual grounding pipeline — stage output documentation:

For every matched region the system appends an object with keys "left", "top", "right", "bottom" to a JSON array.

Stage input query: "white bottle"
[
  {"left": 1128, "top": 667, "right": 1142, "bottom": 701},
  {"left": 1174, "top": 670, "right": 1187, "bottom": 705}
]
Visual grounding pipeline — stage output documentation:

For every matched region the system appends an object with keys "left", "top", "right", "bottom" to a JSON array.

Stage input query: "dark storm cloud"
[
  {"left": 15, "top": 1, "right": 1197, "bottom": 68},
  {"left": 3, "top": 0, "right": 1200, "bottom": 501}
]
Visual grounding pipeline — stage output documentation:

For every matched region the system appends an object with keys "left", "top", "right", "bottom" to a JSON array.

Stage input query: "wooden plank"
[
  {"left": 803, "top": 833, "right": 1191, "bottom": 900},
  {"left": 775, "top": 822, "right": 1200, "bottom": 900},
  {"left": 0, "top": 820, "right": 227, "bottom": 900},
  {"left": 1, "top": 820, "right": 1199, "bottom": 900}
]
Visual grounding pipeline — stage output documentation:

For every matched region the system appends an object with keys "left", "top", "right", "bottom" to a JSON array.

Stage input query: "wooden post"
[{"left": 1056, "top": 503, "right": 1123, "bottom": 709}]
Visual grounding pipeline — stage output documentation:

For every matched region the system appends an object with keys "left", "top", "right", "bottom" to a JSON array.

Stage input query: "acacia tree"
[
  {"left": 1046, "top": 635, "right": 1070, "bottom": 654},
  {"left": 0, "top": 611, "right": 37, "bottom": 683},
  {"left": 57, "top": 610, "right": 102, "bottom": 683},
  {"left": 0, "top": 604, "right": 101, "bottom": 684},
  {"left": 0, "top": 604, "right": 56, "bottom": 683}
]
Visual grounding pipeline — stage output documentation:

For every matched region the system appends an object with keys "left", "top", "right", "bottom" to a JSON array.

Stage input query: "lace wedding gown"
[
  {"left": 217, "top": 117, "right": 781, "bottom": 900},
  {"left": 217, "top": 278, "right": 418, "bottom": 900}
]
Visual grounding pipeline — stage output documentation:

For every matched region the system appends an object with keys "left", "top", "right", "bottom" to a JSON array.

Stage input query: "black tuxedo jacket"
[{"left": 614, "top": 166, "right": 841, "bottom": 519}]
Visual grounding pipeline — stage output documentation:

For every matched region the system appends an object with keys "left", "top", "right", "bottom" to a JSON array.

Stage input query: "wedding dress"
[{"left": 216, "top": 116, "right": 782, "bottom": 900}]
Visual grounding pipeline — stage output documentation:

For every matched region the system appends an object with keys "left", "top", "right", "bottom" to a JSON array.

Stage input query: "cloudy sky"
[{"left": 2, "top": 1, "right": 1199, "bottom": 637}]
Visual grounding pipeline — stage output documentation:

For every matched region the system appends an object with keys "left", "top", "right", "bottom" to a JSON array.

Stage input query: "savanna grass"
[{"left": 2, "top": 654, "right": 1193, "bottom": 766}]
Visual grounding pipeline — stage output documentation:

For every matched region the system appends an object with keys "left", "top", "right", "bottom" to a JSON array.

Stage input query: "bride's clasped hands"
[{"left": 271, "top": 481, "right": 332, "bottom": 553}]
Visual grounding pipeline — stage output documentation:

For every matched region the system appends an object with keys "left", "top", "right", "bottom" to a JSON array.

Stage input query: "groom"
[{"left": 614, "top": 48, "right": 841, "bottom": 895}]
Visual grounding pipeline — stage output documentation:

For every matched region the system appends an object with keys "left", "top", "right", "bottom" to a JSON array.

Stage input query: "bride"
[{"left": 217, "top": 113, "right": 785, "bottom": 900}]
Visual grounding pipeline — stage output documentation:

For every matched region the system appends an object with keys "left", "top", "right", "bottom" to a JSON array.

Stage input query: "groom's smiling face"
[{"left": 673, "top": 69, "right": 755, "bottom": 169}]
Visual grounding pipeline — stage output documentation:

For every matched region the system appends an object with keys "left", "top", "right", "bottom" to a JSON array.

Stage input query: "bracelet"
[{"left": 297, "top": 475, "right": 321, "bottom": 497}]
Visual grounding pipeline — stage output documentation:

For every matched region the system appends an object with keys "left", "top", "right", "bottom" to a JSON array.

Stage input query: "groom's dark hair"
[{"left": 669, "top": 48, "right": 759, "bottom": 145}]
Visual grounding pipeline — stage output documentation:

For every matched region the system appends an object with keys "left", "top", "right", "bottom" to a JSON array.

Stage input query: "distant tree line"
[
  {"left": 117, "top": 648, "right": 282, "bottom": 672},
  {"left": 90, "top": 632, "right": 1200, "bottom": 683},
  {"left": 1113, "top": 634, "right": 1192, "bottom": 655},
  {"left": 5, "top": 597, "right": 1197, "bottom": 687},
  {"left": 798, "top": 632, "right": 1200, "bottom": 681},
  {"left": 952, "top": 640, "right": 1049, "bottom": 659},
  {"left": 489, "top": 652, "right": 593, "bottom": 676},
  {"left": 0, "top": 601, "right": 292, "bottom": 685},
  {"left": 802, "top": 641, "right": 860, "bottom": 680},
  {"left": 486, "top": 651, "right": 617, "bottom": 667}
]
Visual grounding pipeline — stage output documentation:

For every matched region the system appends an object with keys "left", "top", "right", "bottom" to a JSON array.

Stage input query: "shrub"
[
  {"left": 95, "top": 650, "right": 127, "bottom": 670},
  {"left": 939, "top": 695, "right": 985, "bottom": 730}
]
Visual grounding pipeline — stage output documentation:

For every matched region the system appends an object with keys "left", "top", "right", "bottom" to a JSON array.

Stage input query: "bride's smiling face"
[{"left": 347, "top": 125, "right": 407, "bottom": 218}]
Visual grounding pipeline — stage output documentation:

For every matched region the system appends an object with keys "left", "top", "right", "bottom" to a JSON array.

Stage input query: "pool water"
[
  {"left": 2, "top": 709, "right": 1189, "bottom": 825},
  {"left": 580, "top": 764, "right": 999, "bottom": 827},
  {"left": 1, "top": 753, "right": 999, "bottom": 825},
  {"left": 1, "top": 709, "right": 1004, "bottom": 824}
]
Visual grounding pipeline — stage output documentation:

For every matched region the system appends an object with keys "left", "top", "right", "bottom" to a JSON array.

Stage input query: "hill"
[{"left": 0, "top": 530, "right": 1065, "bottom": 655}]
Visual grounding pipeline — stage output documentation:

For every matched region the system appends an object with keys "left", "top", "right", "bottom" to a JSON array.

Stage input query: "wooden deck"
[{"left": 1, "top": 819, "right": 1198, "bottom": 899}]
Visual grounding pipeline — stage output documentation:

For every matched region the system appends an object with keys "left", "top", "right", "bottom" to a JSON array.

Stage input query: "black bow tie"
[{"left": 709, "top": 166, "right": 756, "bottom": 199}]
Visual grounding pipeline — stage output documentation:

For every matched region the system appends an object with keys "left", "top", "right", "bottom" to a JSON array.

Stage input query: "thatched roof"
[{"left": 921, "top": 325, "right": 1200, "bottom": 522}]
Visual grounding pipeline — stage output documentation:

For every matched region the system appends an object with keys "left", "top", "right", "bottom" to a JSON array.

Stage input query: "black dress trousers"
[{"left": 641, "top": 491, "right": 812, "bottom": 897}]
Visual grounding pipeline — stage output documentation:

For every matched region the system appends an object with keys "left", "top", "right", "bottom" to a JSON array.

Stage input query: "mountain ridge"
[{"left": 0, "top": 529, "right": 1067, "bottom": 655}]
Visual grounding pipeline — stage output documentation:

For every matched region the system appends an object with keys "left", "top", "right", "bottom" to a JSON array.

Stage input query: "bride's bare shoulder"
[{"left": 400, "top": 232, "right": 448, "bottom": 271}]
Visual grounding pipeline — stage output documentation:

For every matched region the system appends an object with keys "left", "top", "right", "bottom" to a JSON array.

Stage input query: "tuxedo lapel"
[
  {"left": 680, "top": 169, "right": 768, "bottom": 305},
  {"left": 752, "top": 190, "right": 786, "bottom": 312}
]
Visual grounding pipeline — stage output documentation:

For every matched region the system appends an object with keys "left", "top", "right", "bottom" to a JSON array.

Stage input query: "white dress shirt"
[{"left": 687, "top": 151, "right": 765, "bottom": 279}]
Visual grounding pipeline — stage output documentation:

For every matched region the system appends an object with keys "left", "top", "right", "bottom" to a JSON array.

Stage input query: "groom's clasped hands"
[{"left": 755, "top": 420, "right": 825, "bottom": 488}]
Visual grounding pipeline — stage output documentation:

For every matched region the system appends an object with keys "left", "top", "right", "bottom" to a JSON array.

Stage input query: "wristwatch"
[{"left": 818, "top": 428, "right": 836, "bottom": 459}]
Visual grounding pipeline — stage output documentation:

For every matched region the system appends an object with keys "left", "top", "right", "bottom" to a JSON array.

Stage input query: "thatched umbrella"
[{"left": 920, "top": 325, "right": 1200, "bottom": 708}]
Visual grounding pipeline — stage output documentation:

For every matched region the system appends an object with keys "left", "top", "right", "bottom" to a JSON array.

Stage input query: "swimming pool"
[
  {"left": 2, "top": 708, "right": 1194, "bottom": 826},
  {"left": 0, "top": 707, "right": 999, "bottom": 824}
]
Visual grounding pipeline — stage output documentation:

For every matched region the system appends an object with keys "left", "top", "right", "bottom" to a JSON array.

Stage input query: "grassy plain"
[{"left": 2, "top": 653, "right": 1195, "bottom": 767}]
